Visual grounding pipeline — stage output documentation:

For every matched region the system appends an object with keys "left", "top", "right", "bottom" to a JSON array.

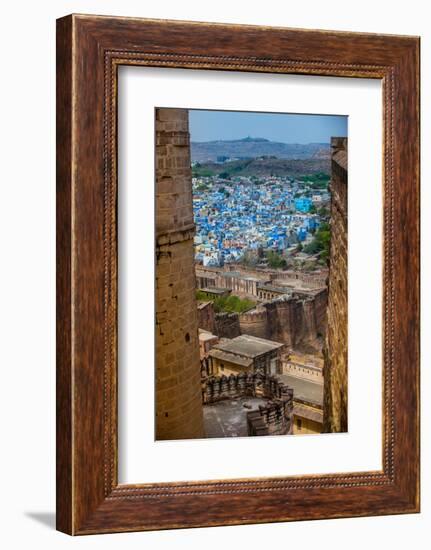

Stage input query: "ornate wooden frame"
[{"left": 56, "top": 14, "right": 420, "bottom": 534}]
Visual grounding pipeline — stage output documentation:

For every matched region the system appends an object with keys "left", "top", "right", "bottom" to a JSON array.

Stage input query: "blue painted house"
[{"left": 294, "top": 197, "right": 312, "bottom": 213}]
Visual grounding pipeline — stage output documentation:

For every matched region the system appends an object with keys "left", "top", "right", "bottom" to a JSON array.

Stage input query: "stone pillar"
[
  {"left": 323, "top": 137, "right": 348, "bottom": 433},
  {"left": 155, "top": 108, "right": 205, "bottom": 440}
]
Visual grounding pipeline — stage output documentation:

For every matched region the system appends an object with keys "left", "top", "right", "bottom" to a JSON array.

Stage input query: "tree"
[
  {"left": 303, "top": 240, "right": 320, "bottom": 254},
  {"left": 265, "top": 250, "right": 287, "bottom": 269},
  {"left": 303, "top": 222, "right": 331, "bottom": 262},
  {"left": 218, "top": 172, "right": 231, "bottom": 180},
  {"left": 213, "top": 294, "right": 256, "bottom": 314},
  {"left": 240, "top": 249, "right": 258, "bottom": 267},
  {"left": 317, "top": 206, "right": 330, "bottom": 219}
]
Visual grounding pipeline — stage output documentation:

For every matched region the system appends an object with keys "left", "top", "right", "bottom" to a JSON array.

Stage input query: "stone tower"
[
  {"left": 155, "top": 108, "right": 205, "bottom": 440},
  {"left": 323, "top": 137, "right": 348, "bottom": 433}
]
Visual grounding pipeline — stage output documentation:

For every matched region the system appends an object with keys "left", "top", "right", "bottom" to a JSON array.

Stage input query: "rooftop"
[
  {"left": 257, "top": 283, "right": 290, "bottom": 294},
  {"left": 199, "top": 331, "right": 218, "bottom": 343},
  {"left": 197, "top": 301, "right": 212, "bottom": 310},
  {"left": 200, "top": 287, "right": 231, "bottom": 295},
  {"left": 278, "top": 374, "right": 323, "bottom": 406},
  {"left": 207, "top": 348, "right": 253, "bottom": 368},
  {"left": 220, "top": 271, "right": 261, "bottom": 282},
  {"left": 210, "top": 334, "right": 284, "bottom": 360}
]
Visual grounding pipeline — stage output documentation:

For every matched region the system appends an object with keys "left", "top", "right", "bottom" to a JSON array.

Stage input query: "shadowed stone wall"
[
  {"left": 214, "top": 312, "right": 241, "bottom": 339},
  {"left": 238, "top": 308, "right": 268, "bottom": 339},
  {"left": 197, "top": 301, "right": 216, "bottom": 334},
  {"left": 155, "top": 108, "right": 204, "bottom": 440},
  {"left": 323, "top": 137, "right": 348, "bottom": 433},
  {"left": 238, "top": 291, "right": 327, "bottom": 349}
]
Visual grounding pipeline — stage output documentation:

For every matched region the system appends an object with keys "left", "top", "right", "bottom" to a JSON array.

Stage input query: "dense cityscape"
[{"left": 193, "top": 170, "right": 331, "bottom": 269}]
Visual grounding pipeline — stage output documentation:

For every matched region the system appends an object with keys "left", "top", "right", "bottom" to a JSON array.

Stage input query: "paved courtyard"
[{"left": 203, "top": 397, "right": 269, "bottom": 438}]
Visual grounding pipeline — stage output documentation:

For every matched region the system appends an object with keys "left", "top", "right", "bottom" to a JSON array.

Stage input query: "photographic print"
[{"left": 155, "top": 108, "right": 348, "bottom": 440}]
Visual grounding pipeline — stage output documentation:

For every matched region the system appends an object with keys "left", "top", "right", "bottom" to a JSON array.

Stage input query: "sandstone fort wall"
[
  {"left": 323, "top": 137, "right": 348, "bottom": 433},
  {"left": 155, "top": 108, "right": 204, "bottom": 440}
]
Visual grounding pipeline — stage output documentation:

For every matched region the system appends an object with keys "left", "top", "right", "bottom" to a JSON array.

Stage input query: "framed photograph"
[{"left": 56, "top": 14, "right": 420, "bottom": 534}]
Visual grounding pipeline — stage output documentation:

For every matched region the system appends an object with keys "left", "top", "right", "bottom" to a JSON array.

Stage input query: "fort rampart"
[
  {"left": 202, "top": 373, "right": 294, "bottom": 436},
  {"left": 155, "top": 108, "right": 204, "bottom": 440},
  {"left": 323, "top": 137, "right": 348, "bottom": 433}
]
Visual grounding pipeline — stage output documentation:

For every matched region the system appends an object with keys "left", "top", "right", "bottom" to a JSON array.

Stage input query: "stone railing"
[
  {"left": 247, "top": 401, "right": 291, "bottom": 437},
  {"left": 202, "top": 373, "right": 293, "bottom": 436}
]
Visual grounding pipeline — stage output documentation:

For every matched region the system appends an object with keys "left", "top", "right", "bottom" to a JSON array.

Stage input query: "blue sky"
[{"left": 189, "top": 109, "right": 347, "bottom": 144}]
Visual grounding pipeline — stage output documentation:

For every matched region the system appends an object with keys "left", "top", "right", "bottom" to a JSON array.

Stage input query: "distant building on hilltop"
[{"left": 216, "top": 155, "right": 229, "bottom": 163}]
